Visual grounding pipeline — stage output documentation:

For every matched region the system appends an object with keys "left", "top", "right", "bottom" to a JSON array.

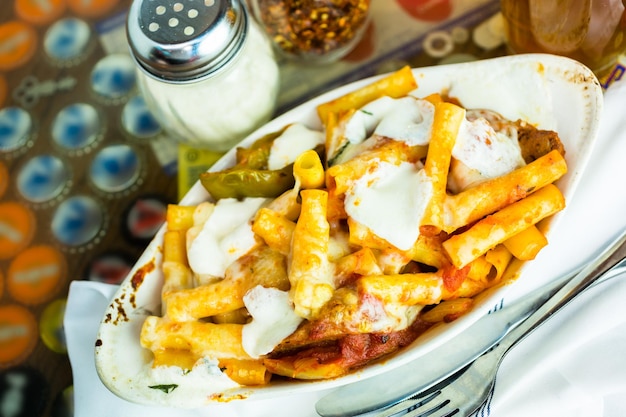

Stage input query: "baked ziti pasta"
[{"left": 139, "top": 66, "right": 567, "bottom": 384}]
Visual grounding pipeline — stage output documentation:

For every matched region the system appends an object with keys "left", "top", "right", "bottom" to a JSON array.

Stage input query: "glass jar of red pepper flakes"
[{"left": 248, "top": 0, "right": 371, "bottom": 63}]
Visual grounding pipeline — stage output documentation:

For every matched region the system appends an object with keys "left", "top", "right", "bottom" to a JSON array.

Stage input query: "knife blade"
[{"left": 315, "top": 266, "right": 582, "bottom": 417}]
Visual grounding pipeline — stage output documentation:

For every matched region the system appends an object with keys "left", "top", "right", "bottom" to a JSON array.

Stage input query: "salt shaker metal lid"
[{"left": 126, "top": 0, "right": 248, "bottom": 82}]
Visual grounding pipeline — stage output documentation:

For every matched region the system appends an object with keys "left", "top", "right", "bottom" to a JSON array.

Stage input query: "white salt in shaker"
[{"left": 126, "top": 0, "right": 280, "bottom": 151}]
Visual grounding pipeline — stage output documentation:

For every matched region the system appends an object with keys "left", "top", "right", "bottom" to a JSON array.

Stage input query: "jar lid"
[{"left": 126, "top": 0, "right": 248, "bottom": 82}]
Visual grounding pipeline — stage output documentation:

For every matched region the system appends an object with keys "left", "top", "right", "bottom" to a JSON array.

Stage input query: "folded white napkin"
[
  {"left": 65, "top": 77, "right": 626, "bottom": 417},
  {"left": 483, "top": 275, "right": 626, "bottom": 417}
]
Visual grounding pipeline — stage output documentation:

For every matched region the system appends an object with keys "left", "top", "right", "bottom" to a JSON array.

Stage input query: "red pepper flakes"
[{"left": 252, "top": 0, "right": 370, "bottom": 60}]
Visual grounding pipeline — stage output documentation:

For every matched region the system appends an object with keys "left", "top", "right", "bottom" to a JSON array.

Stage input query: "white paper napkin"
[
  {"left": 481, "top": 275, "right": 626, "bottom": 417},
  {"left": 65, "top": 76, "right": 626, "bottom": 417}
]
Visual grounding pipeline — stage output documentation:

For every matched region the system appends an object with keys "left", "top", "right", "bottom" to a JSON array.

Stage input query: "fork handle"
[{"left": 489, "top": 227, "right": 626, "bottom": 363}]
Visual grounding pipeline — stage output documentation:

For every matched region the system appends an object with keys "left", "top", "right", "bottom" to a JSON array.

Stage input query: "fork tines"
[{"left": 374, "top": 390, "right": 459, "bottom": 417}]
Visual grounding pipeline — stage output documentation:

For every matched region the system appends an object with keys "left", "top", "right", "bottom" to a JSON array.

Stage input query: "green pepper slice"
[
  {"left": 235, "top": 128, "right": 285, "bottom": 169},
  {"left": 199, "top": 163, "right": 295, "bottom": 200}
]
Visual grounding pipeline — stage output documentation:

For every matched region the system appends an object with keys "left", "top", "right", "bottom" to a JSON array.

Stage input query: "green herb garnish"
[
  {"left": 149, "top": 384, "right": 178, "bottom": 394},
  {"left": 328, "top": 140, "right": 351, "bottom": 167}
]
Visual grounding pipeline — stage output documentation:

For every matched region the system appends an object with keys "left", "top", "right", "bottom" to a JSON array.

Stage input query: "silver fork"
[{"left": 374, "top": 227, "right": 626, "bottom": 417}]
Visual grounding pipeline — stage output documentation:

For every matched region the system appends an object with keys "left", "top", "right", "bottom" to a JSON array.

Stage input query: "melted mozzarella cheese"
[
  {"left": 143, "top": 359, "right": 239, "bottom": 404},
  {"left": 344, "top": 97, "right": 394, "bottom": 144},
  {"left": 452, "top": 116, "right": 525, "bottom": 179},
  {"left": 344, "top": 160, "right": 433, "bottom": 251},
  {"left": 267, "top": 123, "right": 325, "bottom": 170},
  {"left": 344, "top": 96, "right": 435, "bottom": 146},
  {"left": 242, "top": 285, "right": 304, "bottom": 358},
  {"left": 375, "top": 302, "right": 424, "bottom": 332},
  {"left": 187, "top": 197, "right": 268, "bottom": 277},
  {"left": 375, "top": 97, "right": 434, "bottom": 145},
  {"left": 358, "top": 297, "right": 424, "bottom": 332}
]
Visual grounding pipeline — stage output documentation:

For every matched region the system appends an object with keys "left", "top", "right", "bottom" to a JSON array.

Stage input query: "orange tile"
[
  {"left": 0, "top": 304, "right": 38, "bottom": 367},
  {"left": 8, "top": 245, "right": 67, "bottom": 305},
  {"left": 0, "top": 21, "right": 38, "bottom": 72},
  {"left": 0, "top": 202, "right": 36, "bottom": 260},
  {"left": 67, "top": 0, "right": 121, "bottom": 18},
  {"left": 14, "top": 0, "right": 67, "bottom": 26}
]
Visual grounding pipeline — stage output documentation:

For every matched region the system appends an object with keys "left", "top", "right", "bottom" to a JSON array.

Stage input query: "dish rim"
[{"left": 94, "top": 53, "right": 604, "bottom": 407}]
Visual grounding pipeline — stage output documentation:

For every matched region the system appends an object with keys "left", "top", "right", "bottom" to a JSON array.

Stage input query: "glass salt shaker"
[{"left": 126, "top": 0, "right": 280, "bottom": 151}]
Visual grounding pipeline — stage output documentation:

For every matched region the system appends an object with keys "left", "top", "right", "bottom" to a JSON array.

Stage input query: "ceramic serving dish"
[{"left": 95, "top": 54, "right": 603, "bottom": 409}]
